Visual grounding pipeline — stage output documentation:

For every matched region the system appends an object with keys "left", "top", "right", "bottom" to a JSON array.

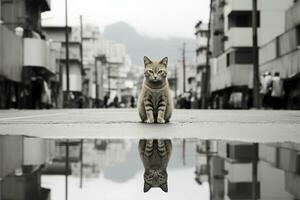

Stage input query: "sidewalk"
[{"left": 0, "top": 109, "right": 299, "bottom": 142}]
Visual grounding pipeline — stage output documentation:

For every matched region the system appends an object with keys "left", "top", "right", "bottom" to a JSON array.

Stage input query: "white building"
[
  {"left": 195, "top": 21, "right": 209, "bottom": 104},
  {"left": 209, "top": 0, "right": 294, "bottom": 109},
  {"left": 259, "top": 1, "right": 300, "bottom": 109}
]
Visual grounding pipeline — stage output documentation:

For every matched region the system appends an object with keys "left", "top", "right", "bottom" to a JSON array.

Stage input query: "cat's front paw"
[
  {"left": 145, "top": 118, "right": 154, "bottom": 123},
  {"left": 157, "top": 117, "right": 165, "bottom": 124}
]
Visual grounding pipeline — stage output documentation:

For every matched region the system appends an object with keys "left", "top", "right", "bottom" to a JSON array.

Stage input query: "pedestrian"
[
  {"left": 130, "top": 95, "right": 135, "bottom": 108},
  {"left": 261, "top": 72, "right": 272, "bottom": 109},
  {"left": 113, "top": 96, "right": 119, "bottom": 108},
  {"left": 271, "top": 72, "right": 284, "bottom": 109},
  {"left": 103, "top": 93, "right": 110, "bottom": 108}
]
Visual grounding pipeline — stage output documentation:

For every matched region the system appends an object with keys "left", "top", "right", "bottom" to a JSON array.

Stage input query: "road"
[{"left": 0, "top": 109, "right": 299, "bottom": 142}]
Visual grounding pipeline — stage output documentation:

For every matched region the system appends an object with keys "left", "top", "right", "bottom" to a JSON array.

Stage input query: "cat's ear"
[
  {"left": 144, "top": 182, "right": 151, "bottom": 193},
  {"left": 159, "top": 57, "right": 168, "bottom": 66},
  {"left": 144, "top": 56, "right": 152, "bottom": 66},
  {"left": 160, "top": 183, "right": 168, "bottom": 192}
]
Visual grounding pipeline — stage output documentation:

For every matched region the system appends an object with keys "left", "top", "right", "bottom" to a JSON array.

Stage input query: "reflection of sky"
[
  {"left": 103, "top": 139, "right": 198, "bottom": 182},
  {"left": 42, "top": 168, "right": 209, "bottom": 200},
  {"left": 42, "top": 139, "right": 208, "bottom": 199},
  {"left": 103, "top": 140, "right": 142, "bottom": 182}
]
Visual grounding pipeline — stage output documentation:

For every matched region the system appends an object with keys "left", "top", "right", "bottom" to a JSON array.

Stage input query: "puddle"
[{"left": 0, "top": 136, "right": 299, "bottom": 199}]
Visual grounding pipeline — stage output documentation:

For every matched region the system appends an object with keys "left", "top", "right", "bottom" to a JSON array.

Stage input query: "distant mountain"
[{"left": 103, "top": 22, "right": 196, "bottom": 66}]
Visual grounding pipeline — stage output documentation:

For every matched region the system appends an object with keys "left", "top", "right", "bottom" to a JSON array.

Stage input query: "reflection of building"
[
  {"left": 71, "top": 140, "right": 131, "bottom": 178},
  {"left": 1, "top": 0, "right": 57, "bottom": 109},
  {"left": 259, "top": 1, "right": 300, "bottom": 109},
  {"left": 209, "top": 0, "right": 294, "bottom": 109},
  {"left": 208, "top": 140, "right": 300, "bottom": 200},
  {"left": 0, "top": 136, "right": 55, "bottom": 200}
]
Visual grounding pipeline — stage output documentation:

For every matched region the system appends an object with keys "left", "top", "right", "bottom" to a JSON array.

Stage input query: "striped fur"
[
  {"left": 138, "top": 139, "right": 172, "bottom": 192},
  {"left": 138, "top": 56, "right": 173, "bottom": 123}
]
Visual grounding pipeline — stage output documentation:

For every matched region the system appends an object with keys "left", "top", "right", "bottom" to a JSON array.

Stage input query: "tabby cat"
[
  {"left": 138, "top": 56, "right": 173, "bottom": 123},
  {"left": 138, "top": 139, "right": 172, "bottom": 192}
]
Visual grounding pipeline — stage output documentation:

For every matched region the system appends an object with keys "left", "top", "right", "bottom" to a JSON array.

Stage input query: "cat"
[
  {"left": 138, "top": 139, "right": 172, "bottom": 192},
  {"left": 138, "top": 56, "right": 173, "bottom": 123}
]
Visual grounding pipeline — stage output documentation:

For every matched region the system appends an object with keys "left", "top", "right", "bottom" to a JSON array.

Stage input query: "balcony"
[
  {"left": 224, "top": 0, "right": 252, "bottom": 15},
  {"left": 225, "top": 162, "right": 252, "bottom": 182},
  {"left": 211, "top": 64, "right": 253, "bottom": 92},
  {"left": 259, "top": 144, "right": 278, "bottom": 166},
  {"left": 0, "top": 136, "right": 55, "bottom": 180},
  {"left": 0, "top": 25, "right": 23, "bottom": 82},
  {"left": 0, "top": 136, "right": 23, "bottom": 179},
  {"left": 225, "top": 28, "right": 253, "bottom": 50},
  {"left": 196, "top": 37, "right": 208, "bottom": 48},
  {"left": 23, "top": 138, "right": 56, "bottom": 166},
  {"left": 23, "top": 38, "right": 56, "bottom": 74}
]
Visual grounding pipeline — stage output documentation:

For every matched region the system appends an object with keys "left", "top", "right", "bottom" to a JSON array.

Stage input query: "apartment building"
[
  {"left": 209, "top": 0, "right": 294, "bottom": 109},
  {"left": 0, "top": 0, "right": 56, "bottom": 109},
  {"left": 43, "top": 26, "right": 83, "bottom": 108},
  {"left": 0, "top": 136, "right": 55, "bottom": 200},
  {"left": 195, "top": 21, "right": 209, "bottom": 108},
  {"left": 259, "top": 1, "right": 300, "bottom": 109},
  {"left": 71, "top": 24, "right": 131, "bottom": 107}
]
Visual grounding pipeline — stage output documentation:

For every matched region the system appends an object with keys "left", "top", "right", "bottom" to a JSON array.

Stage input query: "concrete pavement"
[{"left": 0, "top": 109, "right": 299, "bottom": 142}]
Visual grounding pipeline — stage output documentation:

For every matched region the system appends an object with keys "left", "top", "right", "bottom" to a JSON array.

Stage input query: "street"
[{"left": 0, "top": 109, "right": 299, "bottom": 142}]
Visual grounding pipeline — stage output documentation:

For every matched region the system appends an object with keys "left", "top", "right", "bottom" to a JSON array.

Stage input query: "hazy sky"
[{"left": 42, "top": 0, "right": 210, "bottom": 38}]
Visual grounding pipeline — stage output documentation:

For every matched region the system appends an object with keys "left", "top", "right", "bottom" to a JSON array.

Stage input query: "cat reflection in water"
[{"left": 138, "top": 139, "right": 172, "bottom": 192}]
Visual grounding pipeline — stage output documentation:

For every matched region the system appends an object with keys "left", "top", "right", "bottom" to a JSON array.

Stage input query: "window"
[
  {"left": 226, "top": 53, "right": 230, "bottom": 67},
  {"left": 226, "top": 48, "right": 253, "bottom": 67},
  {"left": 228, "top": 11, "right": 260, "bottom": 29},
  {"left": 228, "top": 182, "right": 260, "bottom": 199},
  {"left": 235, "top": 48, "right": 253, "bottom": 64}
]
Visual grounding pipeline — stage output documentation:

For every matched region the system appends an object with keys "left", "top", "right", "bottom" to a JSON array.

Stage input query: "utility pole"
[
  {"left": 80, "top": 15, "right": 84, "bottom": 76},
  {"left": 95, "top": 58, "right": 99, "bottom": 107},
  {"left": 65, "top": 0, "right": 70, "bottom": 108},
  {"left": 201, "top": 0, "right": 213, "bottom": 109},
  {"left": 65, "top": 139, "right": 69, "bottom": 200},
  {"left": 252, "top": 143, "right": 258, "bottom": 200},
  {"left": 182, "top": 43, "right": 186, "bottom": 93},
  {"left": 79, "top": 16, "right": 84, "bottom": 183},
  {"left": 175, "top": 65, "right": 178, "bottom": 99},
  {"left": 252, "top": 0, "right": 260, "bottom": 108},
  {"left": 79, "top": 139, "right": 83, "bottom": 188},
  {"left": 64, "top": 1, "right": 70, "bottom": 199},
  {"left": 108, "top": 63, "right": 111, "bottom": 94},
  {"left": 206, "top": 140, "right": 212, "bottom": 200}
]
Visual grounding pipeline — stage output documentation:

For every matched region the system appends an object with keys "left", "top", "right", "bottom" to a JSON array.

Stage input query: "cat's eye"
[
  {"left": 148, "top": 70, "right": 153, "bottom": 73},
  {"left": 158, "top": 70, "right": 163, "bottom": 74}
]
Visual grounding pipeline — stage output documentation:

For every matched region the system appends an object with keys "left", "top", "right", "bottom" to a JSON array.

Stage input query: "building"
[
  {"left": 259, "top": 1, "right": 300, "bottom": 109},
  {"left": 209, "top": 0, "right": 294, "bottom": 109},
  {"left": 0, "top": 135, "right": 55, "bottom": 200},
  {"left": 195, "top": 21, "right": 209, "bottom": 108},
  {"left": 1, "top": 0, "right": 57, "bottom": 109},
  {"left": 43, "top": 26, "right": 83, "bottom": 108},
  {"left": 207, "top": 140, "right": 300, "bottom": 200},
  {"left": 70, "top": 24, "right": 131, "bottom": 108}
]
